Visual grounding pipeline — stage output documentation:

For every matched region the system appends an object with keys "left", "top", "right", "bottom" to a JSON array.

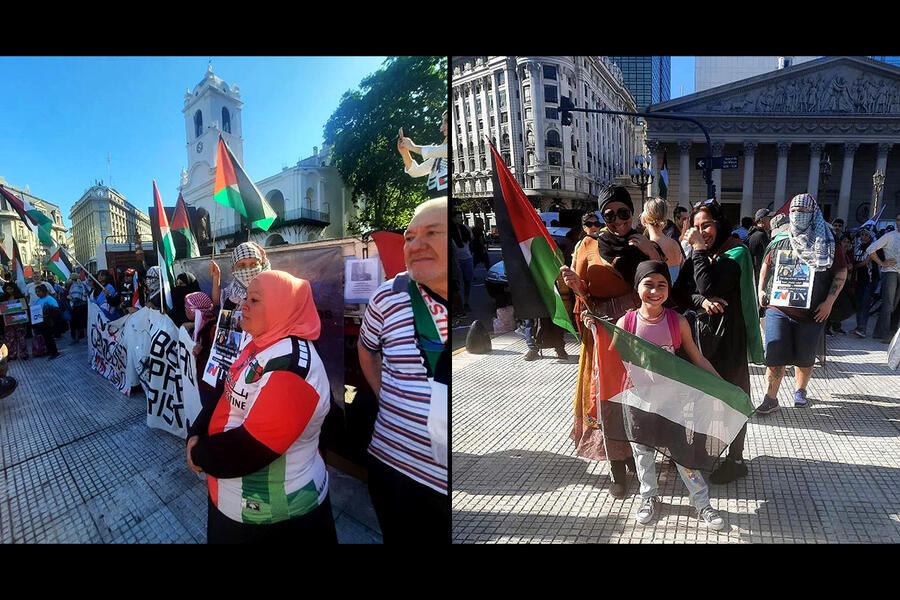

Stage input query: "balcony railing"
[{"left": 212, "top": 205, "right": 331, "bottom": 238}]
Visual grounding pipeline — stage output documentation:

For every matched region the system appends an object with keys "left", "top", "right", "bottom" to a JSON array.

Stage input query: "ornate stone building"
[
  {"left": 179, "top": 65, "right": 353, "bottom": 252},
  {"left": 451, "top": 56, "right": 638, "bottom": 212},
  {"left": 645, "top": 56, "right": 900, "bottom": 225}
]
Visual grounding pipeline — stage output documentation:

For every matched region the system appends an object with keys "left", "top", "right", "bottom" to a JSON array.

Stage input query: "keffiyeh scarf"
[
  {"left": 185, "top": 291, "right": 216, "bottom": 342},
  {"left": 225, "top": 242, "right": 271, "bottom": 305},
  {"left": 788, "top": 193, "right": 834, "bottom": 272}
]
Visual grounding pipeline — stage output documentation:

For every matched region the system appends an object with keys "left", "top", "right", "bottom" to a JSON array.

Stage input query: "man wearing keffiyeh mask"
[
  {"left": 756, "top": 193, "right": 848, "bottom": 413},
  {"left": 209, "top": 242, "right": 271, "bottom": 311}
]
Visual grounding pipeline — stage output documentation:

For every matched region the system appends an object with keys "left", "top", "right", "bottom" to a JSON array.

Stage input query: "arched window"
[
  {"left": 194, "top": 110, "right": 203, "bottom": 138},
  {"left": 526, "top": 130, "right": 535, "bottom": 147},
  {"left": 305, "top": 187, "right": 315, "bottom": 210},
  {"left": 546, "top": 130, "right": 561, "bottom": 148},
  {"left": 266, "top": 190, "right": 284, "bottom": 225},
  {"left": 222, "top": 107, "right": 231, "bottom": 134},
  {"left": 501, "top": 132, "right": 510, "bottom": 148}
]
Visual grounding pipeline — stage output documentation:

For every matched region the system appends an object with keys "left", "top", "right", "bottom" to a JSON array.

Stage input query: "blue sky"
[
  {"left": 0, "top": 56, "right": 389, "bottom": 230},
  {"left": 670, "top": 56, "right": 695, "bottom": 99}
]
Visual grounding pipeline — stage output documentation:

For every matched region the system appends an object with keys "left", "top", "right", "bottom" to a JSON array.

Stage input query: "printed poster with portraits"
[{"left": 770, "top": 249, "right": 815, "bottom": 309}]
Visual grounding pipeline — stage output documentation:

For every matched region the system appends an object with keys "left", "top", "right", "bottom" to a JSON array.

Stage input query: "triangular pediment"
[{"left": 649, "top": 56, "right": 900, "bottom": 117}]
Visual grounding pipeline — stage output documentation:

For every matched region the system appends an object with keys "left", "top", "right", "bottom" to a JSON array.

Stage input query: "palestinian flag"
[
  {"left": 10, "top": 238, "right": 26, "bottom": 292},
  {"left": 659, "top": 151, "right": 669, "bottom": 200},
  {"left": 0, "top": 242, "right": 10, "bottom": 270},
  {"left": 214, "top": 135, "right": 277, "bottom": 231},
  {"left": 45, "top": 246, "right": 73, "bottom": 282},
  {"left": 370, "top": 230, "right": 406, "bottom": 280},
  {"left": 172, "top": 192, "right": 200, "bottom": 258},
  {"left": 0, "top": 184, "right": 54, "bottom": 246},
  {"left": 589, "top": 318, "right": 755, "bottom": 471},
  {"left": 488, "top": 139, "right": 575, "bottom": 335},
  {"left": 152, "top": 180, "right": 175, "bottom": 313},
  {"left": 23, "top": 265, "right": 34, "bottom": 282}
]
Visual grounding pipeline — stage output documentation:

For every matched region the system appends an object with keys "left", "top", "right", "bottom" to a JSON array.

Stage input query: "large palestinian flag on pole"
[
  {"left": 589, "top": 319, "right": 755, "bottom": 471},
  {"left": 487, "top": 139, "right": 575, "bottom": 335},
  {"left": 10, "top": 237, "right": 27, "bottom": 291},
  {"left": 214, "top": 135, "right": 277, "bottom": 231},
  {"left": 45, "top": 246, "right": 73, "bottom": 282},
  {"left": 152, "top": 180, "right": 175, "bottom": 313},
  {"left": 172, "top": 192, "right": 200, "bottom": 258},
  {"left": 0, "top": 184, "right": 54, "bottom": 245}
]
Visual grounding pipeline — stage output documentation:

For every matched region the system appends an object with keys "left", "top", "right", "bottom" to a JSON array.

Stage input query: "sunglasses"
[
  {"left": 583, "top": 220, "right": 601, "bottom": 227},
  {"left": 693, "top": 198, "right": 717, "bottom": 209},
  {"left": 602, "top": 208, "right": 632, "bottom": 223}
]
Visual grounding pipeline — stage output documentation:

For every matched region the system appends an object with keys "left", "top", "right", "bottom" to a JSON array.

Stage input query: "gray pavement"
[
  {"left": 452, "top": 318, "right": 900, "bottom": 543},
  {"left": 0, "top": 337, "right": 381, "bottom": 543}
]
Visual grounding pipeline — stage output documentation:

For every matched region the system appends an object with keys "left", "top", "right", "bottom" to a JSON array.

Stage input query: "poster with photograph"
[
  {"left": 344, "top": 257, "right": 381, "bottom": 303},
  {"left": 202, "top": 309, "right": 251, "bottom": 387},
  {"left": 0, "top": 300, "right": 28, "bottom": 326},
  {"left": 770, "top": 249, "right": 815, "bottom": 309}
]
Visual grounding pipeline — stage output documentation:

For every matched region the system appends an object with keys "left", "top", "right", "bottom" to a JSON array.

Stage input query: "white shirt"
[
  {"left": 868, "top": 230, "right": 900, "bottom": 273},
  {"left": 26, "top": 281, "right": 55, "bottom": 303}
]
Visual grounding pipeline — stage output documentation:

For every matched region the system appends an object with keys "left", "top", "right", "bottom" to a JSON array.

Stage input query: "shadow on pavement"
[{"left": 453, "top": 449, "right": 607, "bottom": 496}]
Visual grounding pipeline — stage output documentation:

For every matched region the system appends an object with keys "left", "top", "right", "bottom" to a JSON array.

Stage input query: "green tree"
[{"left": 324, "top": 56, "right": 447, "bottom": 234}]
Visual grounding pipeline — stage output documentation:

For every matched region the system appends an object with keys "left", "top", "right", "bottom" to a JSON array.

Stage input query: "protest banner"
[
  {"left": 175, "top": 243, "right": 344, "bottom": 407},
  {"left": 126, "top": 307, "right": 202, "bottom": 439},
  {"left": 30, "top": 303, "right": 44, "bottom": 325},
  {"left": 344, "top": 256, "right": 381, "bottom": 303},
  {"left": 88, "top": 302, "right": 134, "bottom": 395},
  {"left": 770, "top": 249, "right": 815, "bottom": 309},
  {"left": 0, "top": 300, "right": 28, "bottom": 326}
]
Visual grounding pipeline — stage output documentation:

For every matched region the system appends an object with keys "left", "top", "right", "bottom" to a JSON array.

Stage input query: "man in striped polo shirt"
[{"left": 358, "top": 198, "right": 449, "bottom": 543}]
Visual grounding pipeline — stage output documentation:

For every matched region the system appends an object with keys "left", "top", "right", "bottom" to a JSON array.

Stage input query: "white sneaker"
[
  {"left": 635, "top": 496, "right": 660, "bottom": 525},
  {"left": 698, "top": 505, "right": 726, "bottom": 531}
]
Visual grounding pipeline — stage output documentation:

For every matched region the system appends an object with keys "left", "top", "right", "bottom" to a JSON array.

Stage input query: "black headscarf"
[
  {"left": 634, "top": 260, "right": 672, "bottom": 289},
  {"left": 598, "top": 185, "right": 634, "bottom": 214},
  {"left": 172, "top": 271, "right": 201, "bottom": 325},
  {"left": 692, "top": 202, "right": 734, "bottom": 255}
]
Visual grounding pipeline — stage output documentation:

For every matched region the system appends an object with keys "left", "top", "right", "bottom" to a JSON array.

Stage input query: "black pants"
[
  {"left": 727, "top": 423, "right": 747, "bottom": 461},
  {"left": 206, "top": 493, "right": 338, "bottom": 544},
  {"left": 35, "top": 323, "right": 57, "bottom": 356},
  {"left": 71, "top": 304, "right": 88, "bottom": 339},
  {"left": 366, "top": 455, "right": 449, "bottom": 544}
]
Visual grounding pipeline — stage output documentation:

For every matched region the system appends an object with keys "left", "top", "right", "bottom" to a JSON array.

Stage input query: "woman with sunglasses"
[
  {"left": 560, "top": 185, "right": 665, "bottom": 498},
  {"left": 671, "top": 200, "right": 765, "bottom": 484}
]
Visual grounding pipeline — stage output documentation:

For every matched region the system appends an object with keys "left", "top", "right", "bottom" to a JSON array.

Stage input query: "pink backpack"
[{"left": 622, "top": 308, "right": 681, "bottom": 351}]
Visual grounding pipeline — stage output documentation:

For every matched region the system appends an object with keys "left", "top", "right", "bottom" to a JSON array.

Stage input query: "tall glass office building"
[
  {"left": 609, "top": 56, "right": 671, "bottom": 109},
  {"left": 871, "top": 56, "right": 900, "bottom": 67}
]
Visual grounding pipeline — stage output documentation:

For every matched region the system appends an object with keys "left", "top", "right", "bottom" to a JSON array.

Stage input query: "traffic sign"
[{"left": 695, "top": 156, "right": 739, "bottom": 170}]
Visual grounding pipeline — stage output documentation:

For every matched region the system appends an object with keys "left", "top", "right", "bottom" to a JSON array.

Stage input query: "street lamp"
[
  {"left": 872, "top": 170, "right": 886, "bottom": 219},
  {"left": 630, "top": 154, "right": 653, "bottom": 214}
]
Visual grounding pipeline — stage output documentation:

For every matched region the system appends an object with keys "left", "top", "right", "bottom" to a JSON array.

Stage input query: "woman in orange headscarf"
[{"left": 187, "top": 270, "right": 337, "bottom": 544}]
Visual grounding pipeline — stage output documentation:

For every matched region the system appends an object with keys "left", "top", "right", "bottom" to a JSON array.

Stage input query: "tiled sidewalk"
[
  {"left": 0, "top": 338, "right": 381, "bottom": 543},
  {"left": 452, "top": 321, "right": 900, "bottom": 543}
]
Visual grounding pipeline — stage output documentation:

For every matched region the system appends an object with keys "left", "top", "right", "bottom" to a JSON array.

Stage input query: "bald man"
[{"left": 357, "top": 198, "right": 449, "bottom": 543}]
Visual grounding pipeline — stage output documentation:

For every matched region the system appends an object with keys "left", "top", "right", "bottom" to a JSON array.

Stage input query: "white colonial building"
[
  {"left": 645, "top": 56, "right": 900, "bottom": 226},
  {"left": 69, "top": 183, "right": 152, "bottom": 266},
  {"left": 451, "top": 56, "right": 639, "bottom": 212},
  {"left": 0, "top": 178, "right": 68, "bottom": 267},
  {"left": 179, "top": 65, "right": 354, "bottom": 252}
]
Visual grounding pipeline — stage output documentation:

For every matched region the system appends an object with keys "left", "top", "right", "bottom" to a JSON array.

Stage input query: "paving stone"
[{"left": 452, "top": 323, "right": 900, "bottom": 543}]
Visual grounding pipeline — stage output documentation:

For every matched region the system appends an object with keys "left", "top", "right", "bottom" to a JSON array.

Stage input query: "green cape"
[{"left": 715, "top": 243, "right": 766, "bottom": 365}]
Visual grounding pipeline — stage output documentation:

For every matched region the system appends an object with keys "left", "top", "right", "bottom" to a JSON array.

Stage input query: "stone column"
[
  {"left": 528, "top": 62, "right": 546, "bottom": 189},
  {"left": 807, "top": 142, "right": 824, "bottom": 200},
  {"left": 774, "top": 141, "right": 791, "bottom": 208},
  {"left": 679, "top": 140, "right": 692, "bottom": 206},
  {"left": 875, "top": 142, "right": 893, "bottom": 209},
  {"left": 456, "top": 86, "right": 471, "bottom": 173},
  {"left": 646, "top": 139, "right": 660, "bottom": 199},
  {"left": 711, "top": 141, "right": 725, "bottom": 201},
  {"left": 466, "top": 81, "right": 480, "bottom": 167},
  {"left": 741, "top": 141, "right": 758, "bottom": 219},
  {"left": 504, "top": 60, "right": 519, "bottom": 180},
  {"left": 837, "top": 142, "right": 858, "bottom": 223},
  {"left": 317, "top": 178, "right": 326, "bottom": 212}
]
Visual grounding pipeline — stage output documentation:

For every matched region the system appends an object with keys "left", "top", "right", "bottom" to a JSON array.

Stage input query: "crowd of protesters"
[{"left": 517, "top": 184, "right": 900, "bottom": 529}]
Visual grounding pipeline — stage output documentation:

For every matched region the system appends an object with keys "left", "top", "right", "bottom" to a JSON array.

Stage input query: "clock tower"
[{"left": 180, "top": 64, "right": 244, "bottom": 245}]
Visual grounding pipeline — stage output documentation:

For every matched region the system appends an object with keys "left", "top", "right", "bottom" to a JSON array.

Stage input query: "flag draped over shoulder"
[
  {"left": 152, "top": 180, "right": 175, "bottom": 313},
  {"left": 659, "top": 152, "right": 669, "bottom": 200},
  {"left": 214, "top": 135, "right": 277, "bottom": 231},
  {"left": 589, "top": 318, "right": 754, "bottom": 471},
  {"left": 0, "top": 184, "right": 54, "bottom": 246},
  {"left": 45, "top": 246, "right": 73, "bottom": 282},
  {"left": 171, "top": 192, "right": 200, "bottom": 258},
  {"left": 487, "top": 139, "right": 575, "bottom": 336}
]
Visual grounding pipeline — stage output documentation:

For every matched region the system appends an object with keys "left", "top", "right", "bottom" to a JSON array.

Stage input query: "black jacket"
[{"left": 746, "top": 226, "right": 770, "bottom": 279}]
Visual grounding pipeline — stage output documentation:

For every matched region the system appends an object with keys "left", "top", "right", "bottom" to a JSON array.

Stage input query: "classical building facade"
[
  {"left": 451, "top": 56, "right": 639, "bottom": 212},
  {"left": 645, "top": 56, "right": 900, "bottom": 226},
  {"left": 179, "top": 65, "right": 353, "bottom": 252},
  {"left": 0, "top": 179, "right": 68, "bottom": 267},
  {"left": 69, "top": 182, "right": 152, "bottom": 265},
  {"left": 695, "top": 57, "right": 820, "bottom": 92}
]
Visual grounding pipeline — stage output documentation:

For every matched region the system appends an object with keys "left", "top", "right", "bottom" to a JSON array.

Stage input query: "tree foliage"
[{"left": 324, "top": 56, "right": 447, "bottom": 234}]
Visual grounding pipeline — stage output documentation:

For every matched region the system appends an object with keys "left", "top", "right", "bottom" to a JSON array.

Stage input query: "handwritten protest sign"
[{"left": 88, "top": 302, "right": 134, "bottom": 395}]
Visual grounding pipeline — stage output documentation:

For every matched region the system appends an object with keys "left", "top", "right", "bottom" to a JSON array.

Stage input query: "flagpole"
[
  {"left": 58, "top": 246, "right": 104, "bottom": 289},
  {"left": 211, "top": 200, "right": 218, "bottom": 258}
]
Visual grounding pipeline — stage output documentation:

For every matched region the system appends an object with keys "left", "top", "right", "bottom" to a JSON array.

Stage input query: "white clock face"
[{"left": 196, "top": 141, "right": 204, "bottom": 153}]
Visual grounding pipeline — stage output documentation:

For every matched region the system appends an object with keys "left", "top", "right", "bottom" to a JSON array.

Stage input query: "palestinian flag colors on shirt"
[
  {"left": 152, "top": 180, "right": 175, "bottom": 313},
  {"left": 172, "top": 192, "right": 200, "bottom": 258},
  {"left": 589, "top": 318, "right": 755, "bottom": 471},
  {"left": 214, "top": 135, "right": 277, "bottom": 231},
  {"left": 487, "top": 139, "right": 575, "bottom": 336},
  {"left": 659, "top": 151, "right": 669, "bottom": 200},
  {"left": 0, "top": 184, "right": 54, "bottom": 246},
  {"left": 45, "top": 246, "right": 73, "bottom": 282}
]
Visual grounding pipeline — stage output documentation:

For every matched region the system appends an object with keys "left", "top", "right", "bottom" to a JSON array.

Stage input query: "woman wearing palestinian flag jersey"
[
  {"left": 187, "top": 270, "right": 337, "bottom": 543},
  {"left": 672, "top": 200, "right": 765, "bottom": 484}
]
